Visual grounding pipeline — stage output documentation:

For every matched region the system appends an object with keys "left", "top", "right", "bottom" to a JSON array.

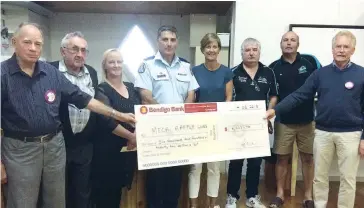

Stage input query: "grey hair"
[
  {"left": 157, "top": 25, "right": 178, "bottom": 39},
  {"left": 61, "top": 31, "right": 85, "bottom": 47},
  {"left": 13, "top": 22, "right": 43, "bottom": 39},
  {"left": 241, "top": 38, "right": 261, "bottom": 52},
  {"left": 332, "top": 30, "right": 356, "bottom": 48}
]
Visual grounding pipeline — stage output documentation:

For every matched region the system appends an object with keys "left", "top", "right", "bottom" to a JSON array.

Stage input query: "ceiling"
[{"left": 32, "top": 1, "right": 233, "bottom": 15}]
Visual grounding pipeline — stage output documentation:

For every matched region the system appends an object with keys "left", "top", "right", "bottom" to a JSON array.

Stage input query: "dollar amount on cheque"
[{"left": 135, "top": 101, "right": 270, "bottom": 170}]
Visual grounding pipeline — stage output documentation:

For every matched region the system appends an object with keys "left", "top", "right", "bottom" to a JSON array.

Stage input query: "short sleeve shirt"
[
  {"left": 269, "top": 53, "right": 319, "bottom": 124},
  {"left": 192, "top": 64, "right": 233, "bottom": 102},
  {"left": 134, "top": 51, "right": 199, "bottom": 104},
  {"left": 232, "top": 62, "right": 278, "bottom": 108}
]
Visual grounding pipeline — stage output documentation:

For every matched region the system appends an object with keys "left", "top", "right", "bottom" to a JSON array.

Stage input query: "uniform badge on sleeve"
[
  {"left": 45, "top": 90, "right": 56, "bottom": 104},
  {"left": 138, "top": 63, "right": 146, "bottom": 73}
]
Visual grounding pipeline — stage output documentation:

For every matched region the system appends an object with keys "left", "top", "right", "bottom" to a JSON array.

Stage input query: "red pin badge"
[
  {"left": 45, "top": 90, "right": 56, "bottom": 104},
  {"left": 345, "top": 81, "right": 354, "bottom": 89}
]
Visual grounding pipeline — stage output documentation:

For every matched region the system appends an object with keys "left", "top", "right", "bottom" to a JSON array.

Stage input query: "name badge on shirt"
[{"left": 153, "top": 72, "right": 169, "bottom": 81}]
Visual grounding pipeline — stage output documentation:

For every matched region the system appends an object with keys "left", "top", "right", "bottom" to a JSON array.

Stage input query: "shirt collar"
[
  {"left": 280, "top": 52, "right": 301, "bottom": 64},
  {"left": 238, "top": 61, "right": 265, "bottom": 72},
  {"left": 9, "top": 53, "right": 47, "bottom": 76},
  {"left": 59, "top": 59, "right": 90, "bottom": 75},
  {"left": 154, "top": 51, "right": 180, "bottom": 67},
  {"left": 332, "top": 61, "right": 352, "bottom": 69}
]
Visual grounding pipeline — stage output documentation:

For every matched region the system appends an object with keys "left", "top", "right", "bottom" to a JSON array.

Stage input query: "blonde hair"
[
  {"left": 200, "top": 33, "right": 222, "bottom": 53},
  {"left": 101, "top": 48, "right": 123, "bottom": 81},
  {"left": 332, "top": 30, "right": 356, "bottom": 48}
]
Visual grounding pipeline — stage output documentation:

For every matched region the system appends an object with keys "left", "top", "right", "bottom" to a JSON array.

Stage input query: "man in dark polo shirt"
[
  {"left": 1, "top": 22, "right": 136, "bottom": 208},
  {"left": 268, "top": 31, "right": 321, "bottom": 208},
  {"left": 49, "top": 31, "right": 97, "bottom": 208},
  {"left": 225, "top": 38, "right": 277, "bottom": 208}
]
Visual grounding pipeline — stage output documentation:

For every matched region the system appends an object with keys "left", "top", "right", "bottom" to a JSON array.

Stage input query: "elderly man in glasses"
[
  {"left": 49, "top": 31, "right": 98, "bottom": 208},
  {"left": 225, "top": 38, "right": 278, "bottom": 208}
]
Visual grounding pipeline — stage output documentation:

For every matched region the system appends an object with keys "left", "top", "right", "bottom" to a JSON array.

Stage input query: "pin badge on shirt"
[
  {"left": 45, "top": 90, "right": 56, "bottom": 104},
  {"left": 138, "top": 63, "right": 146, "bottom": 73},
  {"left": 345, "top": 81, "right": 354, "bottom": 89}
]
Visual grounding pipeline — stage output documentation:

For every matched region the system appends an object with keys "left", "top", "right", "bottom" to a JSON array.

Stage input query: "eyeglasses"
[{"left": 63, "top": 46, "right": 89, "bottom": 55}]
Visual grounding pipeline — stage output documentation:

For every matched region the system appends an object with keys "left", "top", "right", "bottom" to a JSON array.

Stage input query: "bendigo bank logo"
[
  {"left": 140, "top": 106, "right": 148, "bottom": 114},
  {"left": 140, "top": 106, "right": 184, "bottom": 114}
]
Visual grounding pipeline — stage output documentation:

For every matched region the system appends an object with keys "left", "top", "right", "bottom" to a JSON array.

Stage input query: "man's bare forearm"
[
  {"left": 268, "top": 96, "right": 278, "bottom": 109},
  {"left": 185, "top": 91, "right": 195, "bottom": 103},
  {"left": 86, "top": 98, "right": 135, "bottom": 124},
  {"left": 139, "top": 89, "right": 158, "bottom": 104}
]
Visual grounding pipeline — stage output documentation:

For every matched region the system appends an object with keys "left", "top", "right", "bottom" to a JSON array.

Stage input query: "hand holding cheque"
[{"left": 134, "top": 101, "right": 271, "bottom": 170}]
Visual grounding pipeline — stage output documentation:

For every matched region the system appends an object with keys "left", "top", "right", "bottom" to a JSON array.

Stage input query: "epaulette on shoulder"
[
  {"left": 179, "top": 57, "right": 190, "bottom": 63},
  {"left": 144, "top": 56, "right": 155, "bottom": 61}
]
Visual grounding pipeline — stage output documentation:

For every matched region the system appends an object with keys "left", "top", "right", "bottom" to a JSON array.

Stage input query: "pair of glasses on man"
[
  {"left": 251, "top": 80, "right": 260, "bottom": 92},
  {"left": 63, "top": 46, "right": 89, "bottom": 55}
]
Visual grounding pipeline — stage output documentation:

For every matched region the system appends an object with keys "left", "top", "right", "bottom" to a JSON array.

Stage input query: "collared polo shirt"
[
  {"left": 1, "top": 54, "right": 92, "bottom": 137},
  {"left": 59, "top": 60, "right": 95, "bottom": 133},
  {"left": 134, "top": 51, "right": 199, "bottom": 104},
  {"left": 269, "top": 53, "right": 319, "bottom": 124},
  {"left": 232, "top": 62, "right": 278, "bottom": 108}
]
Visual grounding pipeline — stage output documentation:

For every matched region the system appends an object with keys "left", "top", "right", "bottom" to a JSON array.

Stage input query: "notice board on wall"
[{"left": 289, "top": 24, "right": 364, "bottom": 67}]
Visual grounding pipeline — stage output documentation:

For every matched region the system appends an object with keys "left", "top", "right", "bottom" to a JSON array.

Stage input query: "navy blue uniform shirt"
[
  {"left": 1, "top": 54, "right": 92, "bottom": 137},
  {"left": 274, "top": 62, "right": 364, "bottom": 140},
  {"left": 193, "top": 64, "right": 233, "bottom": 102}
]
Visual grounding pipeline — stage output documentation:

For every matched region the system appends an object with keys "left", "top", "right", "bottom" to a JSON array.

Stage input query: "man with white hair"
[
  {"left": 225, "top": 38, "right": 278, "bottom": 208},
  {"left": 49, "top": 31, "right": 98, "bottom": 208},
  {"left": 266, "top": 30, "right": 364, "bottom": 208},
  {"left": 1, "top": 22, "right": 135, "bottom": 208}
]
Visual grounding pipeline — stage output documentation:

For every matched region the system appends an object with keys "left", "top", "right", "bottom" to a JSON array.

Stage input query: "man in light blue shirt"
[{"left": 135, "top": 25, "right": 199, "bottom": 208}]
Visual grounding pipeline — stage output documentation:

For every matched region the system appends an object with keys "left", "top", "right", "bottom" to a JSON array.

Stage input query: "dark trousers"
[
  {"left": 66, "top": 142, "right": 93, "bottom": 208},
  {"left": 145, "top": 165, "right": 184, "bottom": 208},
  {"left": 92, "top": 185, "right": 121, "bottom": 208},
  {"left": 226, "top": 158, "right": 262, "bottom": 199}
]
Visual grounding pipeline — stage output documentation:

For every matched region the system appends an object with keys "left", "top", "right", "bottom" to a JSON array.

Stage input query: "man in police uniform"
[
  {"left": 268, "top": 31, "right": 320, "bottom": 208},
  {"left": 1, "top": 22, "right": 136, "bottom": 208},
  {"left": 134, "top": 25, "right": 199, "bottom": 208},
  {"left": 49, "top": 31, "right": 98, "bottom": 208},
  {"left": 226, "top": 38, "right": 277, "bottom": 208}
]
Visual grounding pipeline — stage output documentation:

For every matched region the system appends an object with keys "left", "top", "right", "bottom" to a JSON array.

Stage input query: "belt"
[{"left": 4, "top": 131, "right": 59, "bottom": 143}]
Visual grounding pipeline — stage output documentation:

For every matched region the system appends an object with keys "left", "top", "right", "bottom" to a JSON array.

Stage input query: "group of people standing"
[{"left": 1, "top": 21, "right": 363, "bottom": 208}]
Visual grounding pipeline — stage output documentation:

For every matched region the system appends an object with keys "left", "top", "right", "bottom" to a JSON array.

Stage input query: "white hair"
[
  {"left": 332, "top": 30, "right": 356, "bottom": 48},
  {"left": 60, "top": 31, "right": 85, "bottom": 47},
  {"left": 241, "top": 37, "right": 261, "bottom": 52}
]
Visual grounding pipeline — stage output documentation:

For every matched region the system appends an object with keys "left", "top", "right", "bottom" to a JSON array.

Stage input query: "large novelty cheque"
[{"left": 135, "top": 101, "right": 271, "bottom": 170}]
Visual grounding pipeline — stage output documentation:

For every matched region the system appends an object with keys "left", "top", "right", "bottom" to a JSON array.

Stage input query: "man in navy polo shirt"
[
  {"left": 268, "top": 31, "right": 321, "bottom": 208},
  {"left": 225, "top": 38, "right": 278, "bottom": 208},
  {"left": 266, "top": 30, "right": 364, "bottom": 208},
  {"left": 1, "top": 22, "right": 136, "bottom": 208}
]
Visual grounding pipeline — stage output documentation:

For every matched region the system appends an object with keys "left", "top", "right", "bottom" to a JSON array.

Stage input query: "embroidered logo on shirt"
[
  {"left": 45, "top": 90, "right": 56, "bottom": 104},
  {"left": 298, "top": 66, "right": 307, "bottom": 74},
  {"left": 238, "top": 76, "right": 247, "bottom": 83},
  {"left": 257, "top": 76, "right": 268, "bottom": 84}
]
